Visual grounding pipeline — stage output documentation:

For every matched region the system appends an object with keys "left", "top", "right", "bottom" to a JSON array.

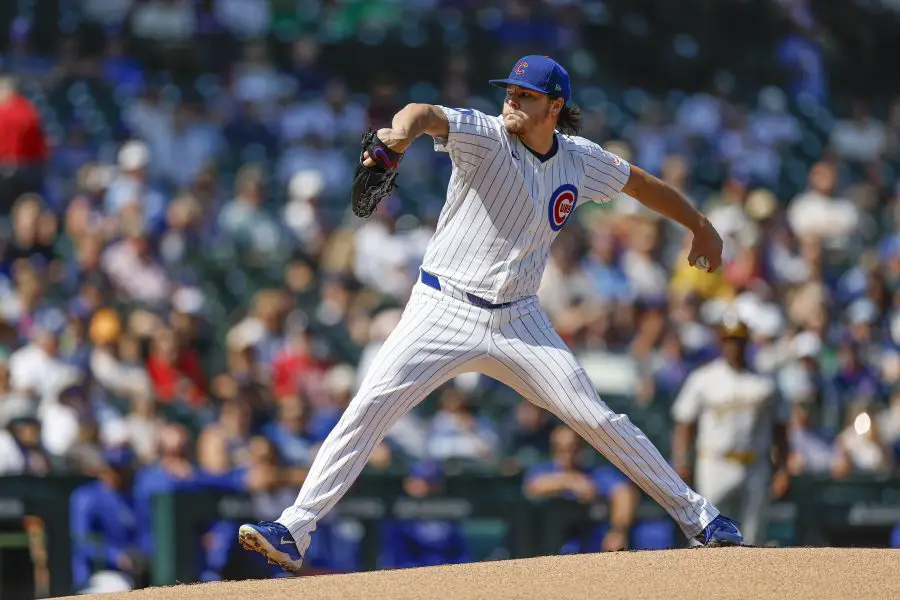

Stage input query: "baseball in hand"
[{"left": 694, "top": 256, "right": 710, "bottom": 271}]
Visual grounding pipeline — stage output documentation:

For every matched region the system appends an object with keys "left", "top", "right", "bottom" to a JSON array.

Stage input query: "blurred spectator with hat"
[
  {"left": 283, "top": 169, "right": 328, "bottom": 259},
  {"left": 379, "top": 460, "right": 471, "bottom": 569},
  {"left": 88, "top": 307, "right": 153, "bottom": 402},
  {"left": 104, "top": 140, "right": 167, "bottom": 234},
  {"left": 671, "top": 315, "right": 790, "bottom": 546},
  {"left": 39, "top": 371, "right": 94, "bottom": 461},
  {"left": 0, "top": 415, "right": 52, "bottom": 475},
  {"left": 70, "top": 444, "right": 143, "bottom": 592},
  {"left": 132, "top": 423, "right": 197, "bottom": 557}
]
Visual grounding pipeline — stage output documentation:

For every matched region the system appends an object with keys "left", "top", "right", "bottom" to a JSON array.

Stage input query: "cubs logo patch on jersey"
[{"left": 548, "top": 184, "right": 578, "bottom": 231}]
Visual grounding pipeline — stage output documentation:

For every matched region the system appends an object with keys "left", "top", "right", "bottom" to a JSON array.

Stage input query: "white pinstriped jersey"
[{"left": 422, "top": 105, "right": 632, "bottom": 304}]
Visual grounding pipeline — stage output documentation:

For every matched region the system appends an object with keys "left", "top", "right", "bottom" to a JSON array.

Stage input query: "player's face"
[
  {"left": 720, "top": 337, "right": 747, "bottom": 363},
  {"left": 501, "top": 85, "right": 555, "bottom": 135}
]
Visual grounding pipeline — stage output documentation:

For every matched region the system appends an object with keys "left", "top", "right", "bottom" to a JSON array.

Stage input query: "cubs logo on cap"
[
  {"left": 489, "top": 55, "right": 572, "bottom": 104},
  {"left": 548, "top": 184, "right": 578, "bottom": 231}
]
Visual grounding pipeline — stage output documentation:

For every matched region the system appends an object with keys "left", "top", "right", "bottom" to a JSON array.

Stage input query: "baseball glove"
[{"left": 351, "top": 128, "right": 404, "bottom": 219}]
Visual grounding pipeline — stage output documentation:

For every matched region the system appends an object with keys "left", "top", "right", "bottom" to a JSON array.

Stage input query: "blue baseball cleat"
[
  {"left": 238, "top": 521, "right": 304, "bottom": 574},
  {"left": 695, "top": 515, "right": 744, "bottom": 547}
]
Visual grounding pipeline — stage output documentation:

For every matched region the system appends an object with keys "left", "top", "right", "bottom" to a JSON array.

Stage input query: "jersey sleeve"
[
  {"left": 671, "top": 370, "right": 705, "bottom": 424},
  {"left": 432, "top": 106, "right": 503, "bottom": 170},
  {"left": 575, "top": 140, "right": 632, "bottom": 204}
]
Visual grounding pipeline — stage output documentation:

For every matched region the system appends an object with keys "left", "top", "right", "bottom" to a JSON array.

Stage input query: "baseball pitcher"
[{"left": 239, "top": 55, "right": 743, "bottom": 573}]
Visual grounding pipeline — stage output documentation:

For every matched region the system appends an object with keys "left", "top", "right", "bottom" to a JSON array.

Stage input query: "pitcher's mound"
[{"left": 74, "top": 547, "right": 900, "bottom": 600}]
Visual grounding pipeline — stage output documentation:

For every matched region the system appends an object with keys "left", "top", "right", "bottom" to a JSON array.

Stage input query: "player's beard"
[
  {"left": 503, "top": 104, "right": 552, "bottom": 137},
  {"left": 503, "top": 112, "right": 525, "bottom": 135}
]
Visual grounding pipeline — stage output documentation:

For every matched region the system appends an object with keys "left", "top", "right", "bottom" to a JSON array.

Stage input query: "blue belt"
[{"left": 420, "top": 270, "right": 514, "bottom": 309}]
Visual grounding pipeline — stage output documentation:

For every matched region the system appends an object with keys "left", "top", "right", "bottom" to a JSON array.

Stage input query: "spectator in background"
[
  {"left": 749, "top": 87, "right": 802, "bottom": 149},
  {"left": 787, "top": 161, "right": 859, "bottom": 246},
  {"left": 271, "top": 310, "right": 321, "bottom": 399},
  {"left": 262, "top": 394, "right": 315, "bottom": 467},
  {"left": 231, "top": 41, "right": 283, "bottom": 114},
  {"left": 525, "top": 425, "right": 598, "bottom": 505},
  {"left": 223, "top": 102, "right": 278, "bottom": 158},
  {"left": 283, "top": 169, "right": 327, "bottom": 259},
  {"left": 101, "top": 220, "right": 173, "bottom": 307},
  {"left": 8, "top": 308, "right": 80, "bottom": 403},
  {"left": 225, "top": 288, "right": 291, "bottom": 380},
  {"left": 70, "top": 445, "right": 142, "bottom": 593},
  {"left": 787, "top": 398, "right": 838, "bottom": 476},
  {"left": 218, "top": 165, "right": 286, "bottom": 261},
  {"left": 0, "top": 74, "right": 46, "bottom": 212},
  {"left": 526, "top": 426, "right": 655, "bottom": 552},
  {"left": 101, "top": 35, "right": 145, "bottom": 98},
  {"left": 1, "top": 193, "right": 58, "bottom": 272},
  {"left": 877, "top": 387, "right": 900, "bottom": 455},
  {"left": 131, "top": 0, "right": 198, "bottom": 45},
  {"left": 133, "top": 423, "right": 201, "bottom": 557},
  {"left": 88, "top": 309, "right": 153, "bottom": 402},
  {"left": 104, "top": 140, "right": 167, "bottom": 235},
  {"left": 199, "top": 395, "right": 255, "bottom": 467},
  {"left": 427, "top": 385, "right": 500, "bottom": 462},
  {"left": 647, "top": 328, "right": 691, "bottom": 400},
  {"left": 776, "top": 22, "right": 827, "bottom": 103},
  {"left": 0, "top": 353, "right": 33, "bottom": 428},
  {"left": 0, "top": 416, "right": 52, "bottom": 475},
  {"left": 502, "top": 401, "right": 555, "bottom": 472},
  {"left": 380, "top": 461, "right": 470, "bottom": 569},
  {"left": 830, "top": 340, "right": 883, "bottom": 407},
  {"left": 833, "top": 402, "right": 891, "bottom": 476},
  {"left": 285, "top": 37, "right": 328, "bottom": 95},
  {"left": 214, "top": 0, "right": 272, "bottom": 40},
  {"left": 121, "top": 394, "right": 165, "bottom": 466},
  {"left": 39, "top": 373, "right": 95, "bottom": 461},
  {"left": 1, "top": 262, "right": 51, "bottom": 339},
  {"left": 146, "top": 326, "right": 207, "bottom": 406},
  {"left": 830, "top": 101, "right": 888, "bottom": 164},
  {"left": 157, "top": 103, "right": 224, "bottom": 190},
  {"left": 309, "top": 364, "right": 356, "bottom": 439}
]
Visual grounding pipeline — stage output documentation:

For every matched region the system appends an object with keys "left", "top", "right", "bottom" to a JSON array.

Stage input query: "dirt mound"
[{"left": 70, "top": 547, "right": 900, "bottom": 600}]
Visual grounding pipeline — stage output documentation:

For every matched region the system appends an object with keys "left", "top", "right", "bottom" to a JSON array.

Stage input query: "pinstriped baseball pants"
[{"left": 277, "top": 282, "right": 720, "bottom": 552}]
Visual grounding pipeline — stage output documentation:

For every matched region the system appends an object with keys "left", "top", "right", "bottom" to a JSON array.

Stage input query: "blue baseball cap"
[
  {"left": 103, "top": 445, "right": 136, "bottom": 469},
  {"left": 489, "top": 55, "right": 571, "bottom": 104},
  {"left": 407, "top": 460, "right": 444, "bottom": 485}
]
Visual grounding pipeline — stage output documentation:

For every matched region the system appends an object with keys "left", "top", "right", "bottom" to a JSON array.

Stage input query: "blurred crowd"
[{"left": 1, "top": 0, "right": 900, "bottom": 590}]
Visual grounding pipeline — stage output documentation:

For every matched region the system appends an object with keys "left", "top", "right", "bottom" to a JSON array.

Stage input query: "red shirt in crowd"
[
  {"left": 272, "top": 347, "right": 324, "bottom": 399},
  {"left": 0, "top": 93, "right": 47, "bottom": 164},
  {"left": 147, "top": 348, "right": 208, "bottom": 406}
]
